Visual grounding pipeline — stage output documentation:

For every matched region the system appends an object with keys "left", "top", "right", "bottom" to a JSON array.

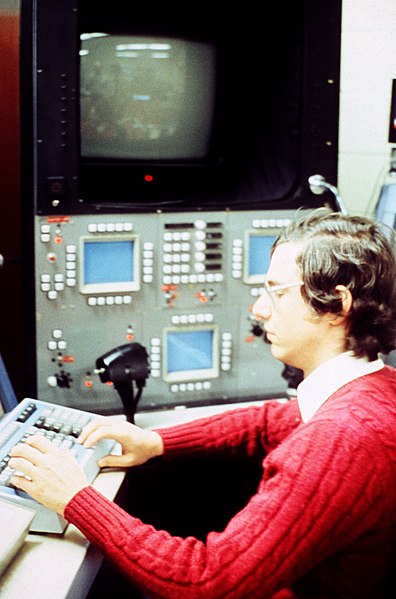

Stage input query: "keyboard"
[{"left": 0, "top": 397, "right": 118, "bottom": 534}]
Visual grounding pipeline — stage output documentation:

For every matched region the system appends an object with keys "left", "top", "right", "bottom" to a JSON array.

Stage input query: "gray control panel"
[{"left": 33, "top": 209, "right": 303, "bottom": 414}]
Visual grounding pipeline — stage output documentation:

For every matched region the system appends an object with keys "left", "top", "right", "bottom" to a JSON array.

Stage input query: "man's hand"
[
  {"left": 78, "top": 416, "right": 164, "bottom": 468},
  {"left": 9, "top": 434, "right": 90, "bottom": 516}
]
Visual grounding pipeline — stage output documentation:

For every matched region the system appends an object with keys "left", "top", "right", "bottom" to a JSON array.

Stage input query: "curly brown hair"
[{"left": 273, "top": 208, "right": 396, "bottom": 360}]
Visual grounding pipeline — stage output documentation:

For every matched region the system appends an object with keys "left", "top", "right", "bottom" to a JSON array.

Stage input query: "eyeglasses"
[{"left": 262, "top": 280, "right": 304, "bottom": 308}]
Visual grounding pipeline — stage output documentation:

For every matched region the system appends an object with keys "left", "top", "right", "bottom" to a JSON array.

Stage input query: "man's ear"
[{"left": 334, "top": 284, "right": 353, "bottom": 317}]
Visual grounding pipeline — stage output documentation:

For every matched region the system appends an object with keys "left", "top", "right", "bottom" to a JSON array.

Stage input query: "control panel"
[{"left": 33, "top": 209, "right": 305, "bottom": 414}]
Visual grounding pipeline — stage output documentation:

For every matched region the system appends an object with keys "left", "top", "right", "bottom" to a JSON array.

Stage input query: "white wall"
[{"left": 338, "top": 0, "right": 396, "bottom": 217}]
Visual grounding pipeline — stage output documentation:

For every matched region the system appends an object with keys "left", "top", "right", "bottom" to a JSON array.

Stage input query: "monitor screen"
[
  {"left": 163, "top": 326, "right": 219, "bottom": 383},
  {"left": 80, "top": 34, "right": 217, "bottom": 161},
  {"left": 79, "top": 236, "right": 140, "bottom": 294},
  {"left": 244, "top": 231, "right": 278, "bottom": 284}
]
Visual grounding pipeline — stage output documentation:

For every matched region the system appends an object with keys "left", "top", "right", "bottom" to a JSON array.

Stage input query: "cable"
[{"left": 308, "top": 174, "right": 348, "bottom": 215}]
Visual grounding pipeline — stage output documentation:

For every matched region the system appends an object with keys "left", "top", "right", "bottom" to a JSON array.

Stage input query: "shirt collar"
[{"left": 297, "top": 352, "right": 384, "bottom": 422}]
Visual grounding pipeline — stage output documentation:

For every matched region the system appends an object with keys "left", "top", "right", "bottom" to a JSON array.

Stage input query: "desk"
[
  {"left": 0, "top": 400, "right": 275, "bottom": 598},
  {"left": 0, "top": 468, "right": 125, "bottom": 599}
]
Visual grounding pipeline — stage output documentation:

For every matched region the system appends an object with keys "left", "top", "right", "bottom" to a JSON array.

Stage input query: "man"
[{"left": 9, "top": 208, "right": 396, "bottom": 598}]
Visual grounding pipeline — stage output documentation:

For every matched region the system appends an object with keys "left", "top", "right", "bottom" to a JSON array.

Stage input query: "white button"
[
  {"left": 58, "top": 340, "right": 67, "bottom": 350},
  {"left": 53, "top": 329, "right": 63, "bottom": 339},
  {"left": 47, "top": 290, "right": 57, "bottom": 300},
  {"left": 194, "top": 220, "right": 206, "bottom": 230},
  {"left": 47, "top": 341, "right": 57, "bottom": 350},
  {"left": 47, "top": 375, "right": 57, "bottom": 387}
]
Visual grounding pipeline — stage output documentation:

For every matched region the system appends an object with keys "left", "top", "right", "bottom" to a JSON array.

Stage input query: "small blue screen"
[
  {"left": 84, "top": 240, "right": 134, "bottom": 284},
  {"left": 167, "top": 330, "right": 213, "bottom": 373},
  {"left": 248, "top": 235, "right": 276, "bottom": 276}
]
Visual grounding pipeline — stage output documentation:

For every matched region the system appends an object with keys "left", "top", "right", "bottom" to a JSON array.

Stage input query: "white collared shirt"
[{"left": 297, "top": 352, "right": 384, "bottom": 423}]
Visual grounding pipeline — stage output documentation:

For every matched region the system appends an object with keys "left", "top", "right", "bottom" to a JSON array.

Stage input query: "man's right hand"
[{"left": 78, "top": 417, "right": 164, "bottom": 468}]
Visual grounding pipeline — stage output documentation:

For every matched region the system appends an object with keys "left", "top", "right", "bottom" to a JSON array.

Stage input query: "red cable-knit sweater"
[{"left": 65, "top": 367, "right": 396, "bottom": 598}]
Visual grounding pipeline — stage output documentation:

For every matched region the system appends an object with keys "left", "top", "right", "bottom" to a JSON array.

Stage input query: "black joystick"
[{"left": 95, "top": 343, "right": 150, "bottom": 423}]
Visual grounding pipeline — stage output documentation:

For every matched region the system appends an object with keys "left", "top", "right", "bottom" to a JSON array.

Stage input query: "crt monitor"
[
  {"left": 79, "top": 235, "right": 140, "bottom": 295},
  {"left": 80, "top": 34, "right": 216, "bottom": 162},
  {"left": 79, "top": 28, "right": 221, "bottom": 205},
  {"left": 23, "top": 0, "right": 342, "bottom": 214},
  {"left": 243, "top": 230, "right": 278, "bottom": 285},
  {"left": 163, "top": 325, "right": 219, "bottom": 383}
]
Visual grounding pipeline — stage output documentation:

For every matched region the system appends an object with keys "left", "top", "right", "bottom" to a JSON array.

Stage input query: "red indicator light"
[
  {"left": 144, "top": 174, "right": 154, "bottom": 182},
  {"left": 84, "top": 380, "right": 93, "bottom": 388}
]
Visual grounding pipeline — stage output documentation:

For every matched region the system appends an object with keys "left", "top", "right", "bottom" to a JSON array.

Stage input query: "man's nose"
[{"left": 252, "top": 293, "right": 271, "bottom": 320}]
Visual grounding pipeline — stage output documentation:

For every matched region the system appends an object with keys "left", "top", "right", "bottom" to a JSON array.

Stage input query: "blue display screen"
[
  {"left": 84, "top": 240, "right": 134, "bottom": 284},
  {"left": 166, "top": 330, "right": 213, "bottom": 374},
  {"left": 248, "top": 235, "right": 276, "bottom": 276}
]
